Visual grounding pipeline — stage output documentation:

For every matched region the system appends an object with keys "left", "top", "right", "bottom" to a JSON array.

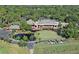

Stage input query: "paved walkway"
[
  {"left": 29, "top": 49, "right": 34, "bottom": 54},
  {"left": 27, "top": 41, "right": 36, "bottom": 54}
]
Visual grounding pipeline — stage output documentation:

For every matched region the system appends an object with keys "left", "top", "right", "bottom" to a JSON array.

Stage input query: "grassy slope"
[
  {"left": 34, "top": 39, "right": 79, "bottom": 54},
  {"left": 35, "top": 30, "right": 63, "bottom": 40},
  {"left": 0, "top": 40, "right": 29, "bottom": 54},
  {"left": 0, "top": 30, "right": 78, "bottom": 54}
]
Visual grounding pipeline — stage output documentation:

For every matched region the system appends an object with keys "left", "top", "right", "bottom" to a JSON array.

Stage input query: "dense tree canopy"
[
  {"left": 0, "top": 5, "right": 79, "bottom": 39},
  {"left": 58, "top": 20, "right": 79, "bottom": 39},
  {"left": 0, "top": 5, "right": 79, "bottom": 23}
]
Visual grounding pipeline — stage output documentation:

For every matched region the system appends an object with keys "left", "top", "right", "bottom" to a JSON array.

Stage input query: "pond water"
[{"left": 14, "top": 33, "right": 36, "bottom": 41}]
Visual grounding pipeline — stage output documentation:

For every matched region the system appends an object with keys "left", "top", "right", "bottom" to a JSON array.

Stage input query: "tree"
[
  {"left": 20, "top": 20, "right": 32, "bottom": 31},
  {"left": 58, "top": 22, "right": 79, "bottom": 38},
  {"left": 23, "top": 36, "right": 28, "bottom": 41},
  {"left": 64, "top": 16, "right": 78, "bottom": 23},
  {"left": 29, "top": 34, "right": 36, "bottom": 41},
  {"left": 16, "top": 36, "right": 21, "bottom": 40}
]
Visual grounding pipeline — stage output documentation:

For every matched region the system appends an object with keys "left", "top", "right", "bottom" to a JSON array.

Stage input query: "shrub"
[
  {"left": 15, "top": 36, "right": 21, "bottom": 40},
  {"left": 23, "top": 36, "right": 28, "bottom": 41},
  {"left": 18, "top": 40, "right": 27, "bottom": 47}
]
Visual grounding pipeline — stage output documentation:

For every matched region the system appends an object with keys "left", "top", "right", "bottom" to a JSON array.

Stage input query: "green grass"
[
  {"left": 34, "top": 40, "right": 79, "bottom": 54},
  {"left": 35, "top": 30, "right": 63, "bottom": 40},
  {"left": 0, "top": 30, "right": 79, "bottom": 54},
  {"left": 0, "top": 38, "right": 79, "bottom": 54},
  {"left": 0, "top": 40, "right": 29, "bottom": 54}
]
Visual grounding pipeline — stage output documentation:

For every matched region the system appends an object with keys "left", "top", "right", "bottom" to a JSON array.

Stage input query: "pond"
[{"left": 14, "top": 33, "right": 36, "bottom": 41}]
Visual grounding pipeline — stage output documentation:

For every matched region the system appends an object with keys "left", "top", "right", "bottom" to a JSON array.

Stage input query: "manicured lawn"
[
  {"left": 34, "top": 30, "right": 63, "bottom": 40},
  {"left": 34, "top": 39, "right": 79, "bottom": 54},
  {"left": 0, "top": 40, "right": 29, "bottom": 54}
]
